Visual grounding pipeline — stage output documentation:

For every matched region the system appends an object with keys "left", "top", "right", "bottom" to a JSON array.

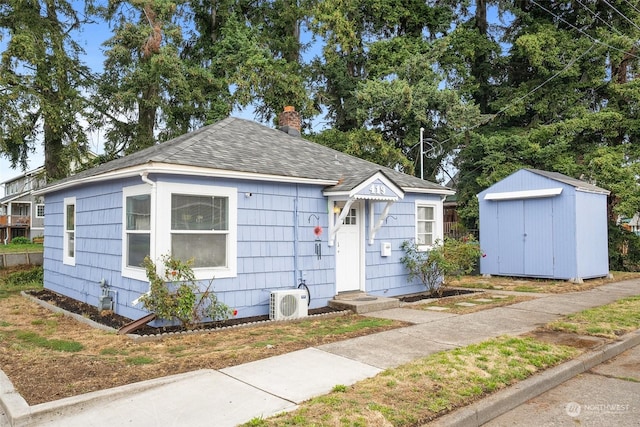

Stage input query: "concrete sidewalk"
[{"left": 1, "top": 280, "right": 639, "bottom": 427}]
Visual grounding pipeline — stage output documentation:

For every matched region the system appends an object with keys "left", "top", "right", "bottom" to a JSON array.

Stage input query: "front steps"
[{"left": 328, "top": 291, "right": 400, "bottom": 314}]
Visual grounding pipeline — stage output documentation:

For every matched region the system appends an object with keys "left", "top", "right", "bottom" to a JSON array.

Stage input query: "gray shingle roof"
[
  {"left": 525, "top": 168, "right": 610, "bottom": 194},
  {"left": 44, "top": 117, "right": 450, "bottom": 193}
]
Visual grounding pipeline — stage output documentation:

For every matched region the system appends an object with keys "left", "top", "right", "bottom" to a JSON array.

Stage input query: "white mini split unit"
[{"left": 270, "top": 289, "right": 308, "bottom": 321}]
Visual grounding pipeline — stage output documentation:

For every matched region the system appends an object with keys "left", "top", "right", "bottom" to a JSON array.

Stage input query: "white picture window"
[
  {"left": 63, "top": 197, "right": 76, "bottom": 266},
  {"left": 171, "top": 194, "right": 229, "bottom": 268},
  {"left": 156, "top": 182, "right": 237, "bottom": 280},
  {"left": 416, "top": 202, "right": 441, "bottom": 249},
  {"left": 36, "top": 204, "right": 45, "bottom": 218}
]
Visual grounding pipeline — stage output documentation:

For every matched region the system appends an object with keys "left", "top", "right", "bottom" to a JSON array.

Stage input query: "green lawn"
[{"left": 0, "top": 243, "right": 44, "bottom": 253}]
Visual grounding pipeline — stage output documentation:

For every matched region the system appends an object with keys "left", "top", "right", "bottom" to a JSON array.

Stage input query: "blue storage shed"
[{"left": 478, "top": 169, "right": 610, "bottom": 282}]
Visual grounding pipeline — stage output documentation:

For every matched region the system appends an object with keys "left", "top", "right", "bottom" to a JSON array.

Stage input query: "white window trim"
[
  {"left": 122, "top": 184, "right": 154, "bottom": 281},
  {"left": 35, "top": 204, "right": 45, "bottom": 218},
  {"left": 415, "top": 200, "right": 443, "bottom": 251},
  {"left": 63, "top": 197, "right": 76, "bottom": 266},
  {"left": 156, "top": 182, "right": 237, "bottom": 280}
]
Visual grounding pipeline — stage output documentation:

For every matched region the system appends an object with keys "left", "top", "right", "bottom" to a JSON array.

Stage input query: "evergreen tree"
[{"left": 0, "top": 0, "right": 94, "bottom": 180}]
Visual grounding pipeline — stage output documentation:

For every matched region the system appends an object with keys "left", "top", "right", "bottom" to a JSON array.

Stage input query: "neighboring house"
[
  {"left": 619, "top": 214, "right": 640, "bottom": 236},
  {"left": 1, "top": 155, "right": 96, "bottom": 244},
  {"left": 0, "top": 167, "right": 47, "bottom": 244},
  {"left": 35, "top": 108, "right": 454, "bottom": 322},
  {"left": 478, "top": 168, "right": 610, "bottom": 282}
]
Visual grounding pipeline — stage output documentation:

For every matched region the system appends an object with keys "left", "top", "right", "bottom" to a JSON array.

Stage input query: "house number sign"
[{"left": 369, "top": 184, "right": 387, "bottom": 195}]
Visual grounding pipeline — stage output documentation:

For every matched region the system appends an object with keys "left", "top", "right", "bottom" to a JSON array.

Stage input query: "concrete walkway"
[{"left": 1, "top": 280, "right": 639, "bottom": 427}]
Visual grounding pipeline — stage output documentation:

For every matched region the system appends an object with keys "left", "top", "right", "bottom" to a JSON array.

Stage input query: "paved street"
[{"left": 484, "top": 344, "right": 640, "bottom": 426}]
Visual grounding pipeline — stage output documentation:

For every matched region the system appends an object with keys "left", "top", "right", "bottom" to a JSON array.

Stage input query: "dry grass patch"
[
  {"left": 245, "top": 336, "right": 578, "bottom": 427},
  {"left": 449, "top": 271, "right": 640, "bottom": 294},
  {"left": 547, "top": 295, "right": 640, "bottom": 339},
  {"left": 405, "top": 292, "right": 533, "bottom": 314},
  {"left": 0, "top": 291, "right": 408, "bottom": 405}
]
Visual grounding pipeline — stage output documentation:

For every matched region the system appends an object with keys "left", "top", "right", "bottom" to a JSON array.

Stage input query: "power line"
[
  {"left": 438, "top": 43, "right": 598, "bottom": 147},
  {"left": 575, "top": 0, "right": 623, "bottom": 35},
  {"left": 530, "top": 0, "right": 640, "bottom": 60},
  {"left": 601, "top": 0, "right": 640, "bottom": 33},
  {"left": 622, "top": 0, "right": 640, "bottom": 16}
]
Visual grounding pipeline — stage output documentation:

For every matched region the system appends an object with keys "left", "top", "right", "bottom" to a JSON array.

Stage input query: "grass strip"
[
  {"left": 13, "top": 330, "right": 84, "bottom": 352},
  {"left": 0, "top": 244, "right": 43, "bottom": 254},
  {"left": 548, "top": 295, "right": 640, "bottom": 338},
  {"left": 243, "top": 336, "right": 577, "bottom": 427}
]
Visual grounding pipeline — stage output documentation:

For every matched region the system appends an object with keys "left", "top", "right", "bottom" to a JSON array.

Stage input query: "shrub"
[
  {"left": 5, "top": 266, "right": 43, "bottom": 287},
  {"left": 400, "top": 236, "right": 483, "bottom": 296},
  {"left": 140, "top": 255, "right": 232, "bottom": 329},
  {"left": 10, "top": 237, "right": 30, "bottom": 245},
  {"left": 608, "top": 222, "right": 640, "bottom": 271}
]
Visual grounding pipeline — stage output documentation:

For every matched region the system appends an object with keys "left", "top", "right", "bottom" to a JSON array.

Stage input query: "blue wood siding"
[
  {"left": 364, "top": 194, "right": 441, "bottom": 297},
  {"left": 478, "top": 169, "right": 607, "bottom": 280},
  {"left": 575, "top": 191, "right": 609, "bottom": 278},
  {"left": 44, "top": 173, "right": 441, "bottom": 322}
]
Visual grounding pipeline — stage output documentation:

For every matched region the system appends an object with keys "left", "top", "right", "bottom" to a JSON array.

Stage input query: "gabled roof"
[
  {"left": 525, "top": 169, "right": 610, "bottom": 195},
  {"left": 37, "top": 117, "right": 453, "bottom": 195}
]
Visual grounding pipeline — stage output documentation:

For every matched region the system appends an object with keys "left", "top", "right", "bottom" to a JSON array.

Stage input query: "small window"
[
  {"left": 171, "top": 194, "right": 229, "bottom": 268},
  {"left": 125, "top": 193, "right": 151, "bottom": 268},
  {"left": 63, "top": 197, "right": 76, "bottom": 265},
  {"left": 342, "top": 208, "right": 357, "bottom": 225},
  {"left": 36, "top": 204, "right": 45, "bottom": 218},
  {"left": 417, "top": 205, "right": 435, "bottom": 246}
]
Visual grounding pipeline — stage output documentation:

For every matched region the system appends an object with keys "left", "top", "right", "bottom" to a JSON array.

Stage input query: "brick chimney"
[{"left": 278, "top": 106, "right": 301, "bottom": 136}]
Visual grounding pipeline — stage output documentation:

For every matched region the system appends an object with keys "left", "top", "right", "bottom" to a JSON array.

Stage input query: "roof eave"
[{"left": 34, "top": 163, "right": 338, "bottom": 195}]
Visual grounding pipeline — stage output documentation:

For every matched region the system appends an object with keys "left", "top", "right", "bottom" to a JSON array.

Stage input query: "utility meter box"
[{"left": 381, "top": 242, "right": 392, "bottom": 257}]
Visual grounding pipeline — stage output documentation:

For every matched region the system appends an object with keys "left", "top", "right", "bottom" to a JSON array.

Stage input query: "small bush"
[
  {"left": 5, "top": 266, "right": 44, "bottom": 287},
  {"left": 10, "top": 237, "right": 30, "bottom": 245},
  {"left": 140, "top": 255, "right": 232, "bottom": 329},
  {"left": 401, "top": 236, "right": 483, "bottom": 296}
]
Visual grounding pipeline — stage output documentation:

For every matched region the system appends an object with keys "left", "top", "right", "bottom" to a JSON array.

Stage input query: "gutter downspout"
[
  {"left": 293, "top": 184, "right": 300, "bottom": 286},
  {"left": 132, "top": 172, "right": 156, "bottom": 306}
]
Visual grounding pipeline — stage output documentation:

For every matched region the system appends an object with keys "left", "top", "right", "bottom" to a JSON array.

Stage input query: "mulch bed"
[
  {"left": 26, "top": 289, "right": 340, "bottom": 336},
  {"left": 398, "top": 288, "right": 479, "bottom": 303}
]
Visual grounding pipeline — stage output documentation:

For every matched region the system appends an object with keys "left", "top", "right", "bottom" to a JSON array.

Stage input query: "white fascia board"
[
  {"left": 484, "top": 187, "right": 563, "bottom": 200},
  {"left": 402, "top": 187, "right": 455, "bottom": 196},
  {"left": 575, "top": 187, "right": 611, "bottom": 195},
  {"left": 34, "top": 163, "right": 338, "bottom": 195}
]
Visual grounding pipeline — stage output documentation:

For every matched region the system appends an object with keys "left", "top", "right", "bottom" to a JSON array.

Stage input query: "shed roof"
[
  {"left": 37, "top": 117, "right": 452, "bottom": 196},
  {"left": 525, "top": 169, "right": 610, "bottom": 195}
]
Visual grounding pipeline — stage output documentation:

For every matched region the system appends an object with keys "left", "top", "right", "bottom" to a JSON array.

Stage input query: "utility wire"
[
  {"left": 437, "top": 43, "right": 597, "bottom": 147},
  {"left": 575, "top": 0, "right": 623, "bottom": 35},
  {"left": 601, "top": 0, "right": 640, "bottom": 33},
  {"left": 530, "top": 0, "right": 640, "bottom": 59},
  {"left": 622, "top": 0, "right": 640, "bottom": 16}
]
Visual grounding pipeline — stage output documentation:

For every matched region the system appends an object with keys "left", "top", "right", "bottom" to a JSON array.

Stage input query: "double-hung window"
[
  {"left": 63, "top": 197, "right": 76, "bottom": 265},
  {"left": 36, "top": 204, "right": 45, "bottom": 218},
  {"left": 416, "top": 203, "right": 439, "bottom": 249},
  {"left": 123, "top": 185, "right": 152, "bottom": 279}
]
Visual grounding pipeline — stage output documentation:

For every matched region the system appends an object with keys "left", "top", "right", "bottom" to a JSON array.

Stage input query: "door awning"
[
  {"left": 325, "top": 171, "right": 404, "bottom": 246},
  {"left": 484, "top": 188, "right": 563, "bottom": 201}
]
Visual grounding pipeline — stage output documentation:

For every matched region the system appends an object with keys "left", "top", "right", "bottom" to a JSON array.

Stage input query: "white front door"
[{"left": 335, "top": 203, "right": 362, "bottom": 293}]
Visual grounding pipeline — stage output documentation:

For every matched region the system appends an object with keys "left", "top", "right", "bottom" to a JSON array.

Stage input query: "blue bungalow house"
[
  {"left": 35, "top": 108, "right": 453, "bottom": 321},
  {"left": 478, "top": 168, "right": 610, "bottom": 282}
]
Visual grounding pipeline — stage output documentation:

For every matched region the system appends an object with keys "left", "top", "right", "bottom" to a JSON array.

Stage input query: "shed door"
[{"left": 497, "top": 199, "right": 554, "bottom": 277}]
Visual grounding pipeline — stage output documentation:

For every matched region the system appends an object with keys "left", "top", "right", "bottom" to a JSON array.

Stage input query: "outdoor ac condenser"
[{"left": 270, "top": 289, "right": 308, "bottom": 320}]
